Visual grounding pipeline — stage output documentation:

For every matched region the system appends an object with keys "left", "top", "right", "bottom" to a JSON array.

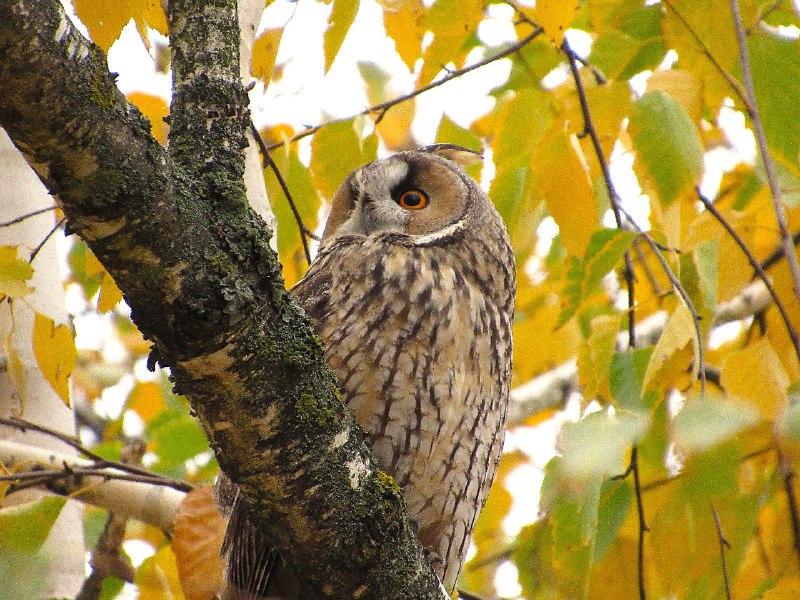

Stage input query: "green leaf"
[
  {"left": 673, "top": 396, "right": 760, "bottom": 455},
  {"left": 0, "top": 496, "right": 66, "bottom": 553},
  {"left": 748, "top": 33, "right": 800, "bottom": 177},
  {"left": 610, "top": 348, "right": 653, "bottom": 413},
  {"left": 151, "top": 414, "right": 209, "bottom": 469},
  {"left": 594, "top": 480, "right": 631, "bottom": 563},
  {"left": 323, "top": 0, "right": 360, "bottom": 73},
  {"left": 630, "top": 91, "right": 703, "bottom": 205},
  {"left": 559, "top": 409, "right": 650, "bottom": 482},
  {"left": 694, "top": 238, "right": 719, "bottom": 312},
  {"left": 559, "top": 229, "right": 636, "bottom": 326}
]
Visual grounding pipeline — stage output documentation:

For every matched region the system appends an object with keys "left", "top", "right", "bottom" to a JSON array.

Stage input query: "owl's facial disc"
[
  {"left": 322, "top": 152, "right": 473, "bottom": 242},
  {"left": 340, "top": 158, "right": 412, "bottom": 236}
]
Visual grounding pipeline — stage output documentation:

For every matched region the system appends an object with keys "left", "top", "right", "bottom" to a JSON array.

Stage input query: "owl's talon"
[{"left": 424, "top": 547, "right": 444, "bottom": 570}]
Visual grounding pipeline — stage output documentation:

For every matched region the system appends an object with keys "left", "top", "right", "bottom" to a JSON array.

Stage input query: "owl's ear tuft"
[{"left": 419, "top": 144, "right": 483, "bottom": 168}]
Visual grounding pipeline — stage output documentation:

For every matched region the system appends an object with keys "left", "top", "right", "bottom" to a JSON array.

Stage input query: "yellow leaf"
[
  {"left": 172, "top": 486, "right": 226, "bottom": 600},
  {"left": 513, "top": 287, "right": 582, "bottom": 384},
  {"left": 760, "top": 577, "right": 800, "bottom": 599},
  {"left": 136, "top": 545, "right": 186, "bottom": 600},
  {"left": 418, "top": 0, "right": 482, "bottom": 85},
  {"left": 84, "top": 247, "right": 124, "bottom": 312},
  {"left": 97, "top": 272, "right": 124, "bottom": 313},
  {"left": 0, "top": 246, "right": 34, "bottom": 300},
  {"left": 251, "top": 28, "right": 284, "bottom": 85},
  {"left": 643, "top": 301, "right": 697, "bottom": 393},
  {"left": 721, "top": 338, "right": 789, "bottom": 420},
  {"left": 127, "top": 381, "right": 165, "bottom": 423},
  {"left": 32, "top": 313, "right": 76, "bottom": 406},
  {"left": 127, "top": 92, "right": 169, "bottom": 145},
  {"left": 646, "top": 70, "right": 703, "bottom": 123},
  {"left": 532, "top": 129, "right": 596, "bottom": 257},
  {"left": 324, "top": 0, "right": 360, "bottom": 73},
  {"left": 528, "top": 0, "right": 580, "bottom": 46},
  {"left": 4, "top": 331, "right": 26, "bottom": 409},
  {"left": 383, "top": 0, "right": 425, "bottom": 71},
  {"left": 73, "top": 0, "right": 131, "bottom": 52}
]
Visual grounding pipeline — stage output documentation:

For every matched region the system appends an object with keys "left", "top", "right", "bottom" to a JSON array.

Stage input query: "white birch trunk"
[{"left": 0, "top": 129, "right": 86, "bottom": 598}]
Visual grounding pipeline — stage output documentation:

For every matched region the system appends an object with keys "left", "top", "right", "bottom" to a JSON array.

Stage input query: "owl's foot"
[{"left": 423, "top": 546, "right": 444, "bottom": 571}]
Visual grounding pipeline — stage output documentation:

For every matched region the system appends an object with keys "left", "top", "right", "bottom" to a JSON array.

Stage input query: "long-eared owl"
[{"left": 218, "top": 144, "right": 515, "bottom": 599}]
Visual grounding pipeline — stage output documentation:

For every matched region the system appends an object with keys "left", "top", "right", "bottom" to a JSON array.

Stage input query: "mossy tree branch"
[{"left": 0, "top": 0, "right": 443, "bottom": 597}]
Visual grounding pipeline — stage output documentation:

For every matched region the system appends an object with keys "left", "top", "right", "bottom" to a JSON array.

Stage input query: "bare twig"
[
  {"left": 631, "top": 446, "right": 648, "bottom": 600},
  {"left": 711, "top": 506, "right": 732, "bottom": 600},
  {"left": 563, "top": 38, "right": 638, "bottom": 351},
  {"left": 264, "top": 29, "right": 544, "bottom": 152},
  {"left": 761, "top": 229, "right": 800, "bottom": 272},
  {"left": 0, "top": 417, "right": 186, "bottom": 485},
  {"left": 779, "top": 451, "right": 800, "bottom": 570},
  {"left": 0, "top": 205, "right": 58, "bottom": 228},
  {"left": 730, "top": 0, "right": 800, "bottom": 301},
  {"left": 696, "top": 188, "right": 800, "bottom": 362},
  {"left": 29, "top": 216, "right": 65, "bottom": 263},
  {"left": 250, "top": 123, "right": 315, "bottom": 265}
]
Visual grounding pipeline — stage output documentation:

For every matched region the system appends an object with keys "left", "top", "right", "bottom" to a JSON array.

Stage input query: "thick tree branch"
[{"left": 0, "top": 0, "right": 443, "bottom": 598}]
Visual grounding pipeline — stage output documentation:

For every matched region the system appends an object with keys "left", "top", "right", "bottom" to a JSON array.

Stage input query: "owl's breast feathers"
[{"left": 291, "top": 224, "right": 514, "bottom": 590}]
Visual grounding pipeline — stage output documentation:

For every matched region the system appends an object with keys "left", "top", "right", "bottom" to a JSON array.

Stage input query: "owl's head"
[{"left": 322, "top": 144, "right": 494, "bottom": 244}]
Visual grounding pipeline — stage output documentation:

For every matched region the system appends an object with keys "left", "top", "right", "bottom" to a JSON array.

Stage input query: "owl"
[{"left": 218, "top": 144, "right": 515, "bottom": 599}]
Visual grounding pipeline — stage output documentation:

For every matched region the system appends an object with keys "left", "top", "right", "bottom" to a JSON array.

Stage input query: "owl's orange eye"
[{"left": 397, "top": 189, "right": 429, "bottom": 210}]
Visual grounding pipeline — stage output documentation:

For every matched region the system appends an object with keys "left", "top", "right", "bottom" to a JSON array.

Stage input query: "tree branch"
[
  {"left": 0, "top": 0, "right": 443, "bottom": 597},
  {"left": 730, "top": 0, "right": 800, "bottom": 301},
  {"left": 0, "top": 439, "right": 187, "bottom": 532},
  {"left": 264, "top": 28, "right": 544, "bottom": 152}
]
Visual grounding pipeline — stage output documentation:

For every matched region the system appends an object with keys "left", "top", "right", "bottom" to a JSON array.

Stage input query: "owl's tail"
[{"left": 216, "top": 474, "right": 299, "bottom": 600}]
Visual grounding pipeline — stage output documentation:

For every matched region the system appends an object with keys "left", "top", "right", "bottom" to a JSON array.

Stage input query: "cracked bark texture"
[{"left": 0, "top": 0, "right": 445, "bottom": 597}]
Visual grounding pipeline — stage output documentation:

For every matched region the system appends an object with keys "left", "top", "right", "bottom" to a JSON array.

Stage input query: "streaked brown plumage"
[{"left": 218, "top": 144, "right": 515, "bottom": 599}]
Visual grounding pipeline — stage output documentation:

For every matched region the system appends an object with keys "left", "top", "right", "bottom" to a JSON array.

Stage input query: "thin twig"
[
  {"left": 761, "top": 229, "right": 800, "bottom": 272},
  {"left": 250, "top": 123, "right": 315, "bottom": 265},
  {"left": 264, "top": 29, "right": 544, "bottom": 152},
  {"left": 711, "top": 506, "right": 732, "bottom": 600},
  {"left": 779, "top": 450, "right": 800, "bottom": 570},
  {"left": 730, "top": 0, "right": 800, "bottom": 302},
  {"left": 0, "top": 417, "right": 184, "bottom": 484},
  {"left": 563, "top": 38, "right": 639, "bottom": 350},
  {"left": 565, "top": 39, "right": 706, "bottom": 386},
  {"left": 632, "top": 446, "right": 648, "bottom": 600},
  {"left": 0, "top": 465, "right": 192, "bottom": 492},
  {"left": 661, "top": 0, "right": 749, "bottom": 106},
  {"left": 632, "top": 238, "right": 666, "bottom": 298},
  {"left": 616, "top": 202, "right": 707, "bottom": 393},
  {"left": 696, "top": 188, "right": 800, "bottom": 362},
  {"left": 0, "top": 205, "right": 58, "bottom": 228},
  {"left": 29, "top": 216, "right": 65, "bottom": 263}
]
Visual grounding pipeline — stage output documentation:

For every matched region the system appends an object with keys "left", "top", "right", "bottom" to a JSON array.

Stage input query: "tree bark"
[{"left": 0, "top": 0, "right": 444, "bottom": 598}]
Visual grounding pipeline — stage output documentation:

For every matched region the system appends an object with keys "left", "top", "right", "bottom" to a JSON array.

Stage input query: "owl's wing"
[{"left": 290, "top": 238, "right": 355, "bottom": 321}]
